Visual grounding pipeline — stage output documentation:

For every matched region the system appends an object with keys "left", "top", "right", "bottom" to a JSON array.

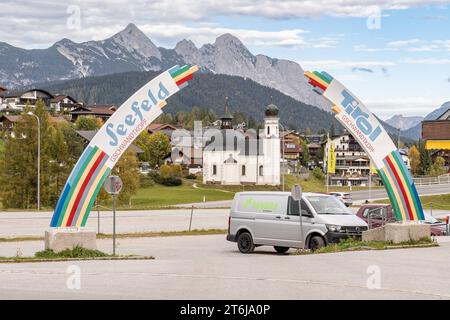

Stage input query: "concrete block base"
[
  {"left": 45, "top": 229, "right": 97, "bottom": 253},
  {"left": 362, "top": 223, "right": 430, "bottom": 244}
]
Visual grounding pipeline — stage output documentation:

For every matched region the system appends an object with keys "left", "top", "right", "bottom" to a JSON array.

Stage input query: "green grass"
[
  {"left": 0, "top": 246, "right": 154, "bottom": 263},
  {"left": 0, "top": 174, "right": 382, "bottom": 211},
  {"left": 101, "top": 179, "right": 233, "bottom": 210},
  {"left": 295, "top": 237, "right": 437, "bottom": 255},
  {"left": 375, "top": 194, "right": 450, "bottom": 210},
  {"left": 35, "top": 246, "right": 109, "bottom": 259}
]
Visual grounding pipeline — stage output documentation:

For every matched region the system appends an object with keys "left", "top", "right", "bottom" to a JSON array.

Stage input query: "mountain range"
[
  {"left": 39, "top": 70, "right": 340, "bottom": 133},
  {"left": 385, "top": 114, "right": 424, "bottom": 131},
  {"left": 0, "top": 23, "right": 330, "bottom": 111},
  {"left": 1, "top": 22, "right": 447, "bottom": 141},
  {"left": 401, "top": 102, "right": 450, "bottom": 140},
  {"left": 38, "top": 69, "right": 414, "bottom": 143}
]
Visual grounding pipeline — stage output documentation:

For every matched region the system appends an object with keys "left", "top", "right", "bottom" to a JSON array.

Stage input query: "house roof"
[
  {"left": 147, "top": 123, "right": 179, "bottom": 132},
  {"left": 437, "top": 107, "right": 450, "bottom": 120},
  {"left": 0, "top": 115, "right": 22, "bottom": 122},
  {"left": 2, "top": 89, "right": 54, "bottom": 99},
  {"left": 88, "top": 104, "right": 117, "bottom": 110},
  {"left": 51, "top": 95, "right": 78, "bottom": 104},
  {"left": 0, "top": 114, "right": 68, "bottom": 123},
  {"left": 70, "top": 106, "right": 115, "bottom": 116},
  {"left": 76, "top": 130, "right": 144, "bottom": 154},
  {"left": 308, "top": 143, "right": 322, "bottom": 149}
]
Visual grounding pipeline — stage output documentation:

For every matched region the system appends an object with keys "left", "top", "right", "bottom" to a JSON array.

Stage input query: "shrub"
[
  {"left": 312, "top": 167, "right": 325, "bottom": 180},
  {"left": 185, "top": 173, "right": 197, "bottom": 180},
  {"left": 160, "top": 177, "right": 182, "bottom": 186},
  {"left": 140, "top": 174, "right": 155, "bottom": 188},
  {"left": 149, "top": 165, "right": 183, "bottom": 186}
]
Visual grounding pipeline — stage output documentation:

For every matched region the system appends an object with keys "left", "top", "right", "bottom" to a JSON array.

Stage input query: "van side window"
[{"left": 288, "top": 197, "right": 312, "bottom": 217}]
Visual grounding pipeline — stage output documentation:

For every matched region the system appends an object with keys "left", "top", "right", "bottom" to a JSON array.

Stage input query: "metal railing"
[{"left": 413, "top": 174, "right": 450, "bottom": 186}]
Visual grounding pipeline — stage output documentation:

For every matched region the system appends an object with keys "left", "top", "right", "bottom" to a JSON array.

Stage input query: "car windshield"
[
  {"left": 305, "top": 195, "right": 352, "bottom": 215},
  {"left": 423, "top": 212, "right": 439, "bottom": 224}
]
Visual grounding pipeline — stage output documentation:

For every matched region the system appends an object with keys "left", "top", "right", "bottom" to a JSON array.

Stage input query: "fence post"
[
  {"left": 189, "top": 205, "right": 194, "bottom": 231},
  {"left": 96, "top": 200, "right": 100, "bottom": 235}
]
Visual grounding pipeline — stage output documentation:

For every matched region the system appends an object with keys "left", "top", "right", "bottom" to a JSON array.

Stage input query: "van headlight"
[{"left": 326, "top": 224, "right": 343, "bottom": 232}]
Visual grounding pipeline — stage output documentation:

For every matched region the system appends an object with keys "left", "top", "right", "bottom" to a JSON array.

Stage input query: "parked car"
[
  {"left": 227, "top": 192, "right": 368, "bottom": 253},
  {"left": 355, "top": 204, "right": 447, "bottom": 236},
  {"left": 329, "top": 192, "right": 353, "bottom": 207}
]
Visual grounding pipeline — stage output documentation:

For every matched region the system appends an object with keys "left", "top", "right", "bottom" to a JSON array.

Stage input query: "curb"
[{"left": 0, "top": 255, "right": 154, "bottom": 264}]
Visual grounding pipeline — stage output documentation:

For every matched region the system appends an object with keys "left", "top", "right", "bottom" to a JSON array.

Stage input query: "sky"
[{"left": 1, "top": 0, "right": 450, "bottom": 120}]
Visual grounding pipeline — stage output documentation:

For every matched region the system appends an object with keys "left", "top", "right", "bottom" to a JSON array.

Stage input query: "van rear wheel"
[
  {"left": 237, "top": 232, "right": 255, "bottom": 253},
  {"left": 274, "top": 246, "right": 289, "bottom": 254},
  {"left": 309, "top": 236, "right": 325, "bottom": 251}
]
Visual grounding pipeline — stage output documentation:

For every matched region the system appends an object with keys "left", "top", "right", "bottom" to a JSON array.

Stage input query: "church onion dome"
[{"left": 265, "top": 104, "right": 279, "bottom": 117}]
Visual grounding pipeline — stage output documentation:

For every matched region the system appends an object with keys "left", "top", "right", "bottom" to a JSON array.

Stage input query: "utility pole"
[{"left": 27, "top": 112, "right": 40, "bottom": 211}]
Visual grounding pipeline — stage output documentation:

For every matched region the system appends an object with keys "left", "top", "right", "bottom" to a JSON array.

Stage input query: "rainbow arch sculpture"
[
  {"left": 51, "top": 65, "right": 199, "bottom": 228},
  {"left": 305, "top": 71, "right": 425, "bottom": 222}
]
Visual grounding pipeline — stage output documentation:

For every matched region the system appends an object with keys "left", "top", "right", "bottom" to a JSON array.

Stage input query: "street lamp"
[
  {"left": 27, "top": 112, "right": 40, "bottom": 211},
  {"left": 279, "top": 123, "right": 286, "bottom": 192}
]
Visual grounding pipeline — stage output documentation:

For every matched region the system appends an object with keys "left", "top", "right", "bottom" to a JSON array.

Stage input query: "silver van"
[{"left": 226, "top": 191, "right": 368, "bottom": 253}]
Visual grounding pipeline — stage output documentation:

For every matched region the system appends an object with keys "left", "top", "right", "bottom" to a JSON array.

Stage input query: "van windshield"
[{"left": 305, "top": 195, "right": 352, "bottom": 215}]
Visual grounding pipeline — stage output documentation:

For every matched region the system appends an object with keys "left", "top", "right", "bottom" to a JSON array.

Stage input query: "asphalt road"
[
  {"left": 350, "top": 183, "right": 450, "bottom": 202},
  {"left": 0, "top": 209, "right": 228, "bottom": 237},
  {"left": 1, "top": 206, "right": 448, "bottom": 238},
  {"left": 176, "top": 183, "right": 450, "bottom": 208},
  {"left": 1, "top": 235, "right": 450, "bottom": 299}
]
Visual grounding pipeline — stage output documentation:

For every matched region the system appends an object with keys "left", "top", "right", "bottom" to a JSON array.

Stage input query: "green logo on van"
[{"left": 242, "top": 197, "right": 278, "bottom": 211}]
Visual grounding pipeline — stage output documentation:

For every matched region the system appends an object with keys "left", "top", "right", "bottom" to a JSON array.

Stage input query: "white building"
[
  {"left": 323, "top": 132, "right": 371, "bottom": 187},
  {"left": 324, "top": 132, "right": 412, "bottom": 187},
  {"left": 0, "top": 89, "right": 54, "bottom": 111},
  {"left": 202, "top": 104, "right": 281, "bottom": 185}
]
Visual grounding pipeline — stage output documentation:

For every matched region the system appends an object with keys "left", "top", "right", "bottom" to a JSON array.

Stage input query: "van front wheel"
[
  {"left": 309, "top": 236, "right": 325, "bottom": 251},
  {"left": 237, "top": 232, "right": 255, "bottom": 253},
  {"left": 274, "top": 246, "right": 289, "bottom": 254}
]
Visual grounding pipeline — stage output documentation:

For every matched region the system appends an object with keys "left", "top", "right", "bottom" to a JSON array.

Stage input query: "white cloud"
[
  {"left": 0, "top": 0, "right": 449, "bottom": 48},
  {"left": 300, "top": 59, "right": 395, "bottom": 70},
  {"left": 355, "top": 39, "right": 450, "bottom": 52},
  {"left": 403, "top": 58, "right": 450, "bottom": 64},
  {"left": 138, "top": 24, "right": 309, "bottom": 48},
  {"left": 365, "top": 97, "right": 445, "bottom": 119}
]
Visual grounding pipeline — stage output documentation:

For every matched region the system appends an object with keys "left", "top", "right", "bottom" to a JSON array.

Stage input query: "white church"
[{"left": 202, "top": 104, "right": 281, "bottom": 185}]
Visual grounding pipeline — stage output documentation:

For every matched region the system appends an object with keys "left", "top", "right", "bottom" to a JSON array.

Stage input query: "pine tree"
[
  {"left": 0, "top": 100, "right": 55, "bottom": 208},
  {"left": 418, "top": 139, "right": 432, "bottom": 176},
  {"left": 300, "top": 139, "right": 310, "bottom": 167}
]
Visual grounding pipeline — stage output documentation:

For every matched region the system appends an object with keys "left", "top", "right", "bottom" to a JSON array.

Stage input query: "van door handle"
[
  {"left": 284, "top": 216, "right": 290, "bottom": 220},
  {"left": 275, "top": 216, "right": 281, "bottom": 219}
]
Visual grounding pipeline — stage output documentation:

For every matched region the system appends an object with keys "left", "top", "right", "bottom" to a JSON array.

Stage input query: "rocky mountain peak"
[
  {"left": 111, "top": 23, "right": 161, "bottom": 60},
  {"left": 175, "top": 39, "right": 198, "bottom": 55},
  {"left": 214, "top": 33, "right": 244, "bottom": 48}
]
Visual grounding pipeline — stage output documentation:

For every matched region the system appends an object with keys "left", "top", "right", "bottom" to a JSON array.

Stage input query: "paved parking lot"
[{"left": 1, "top": 235, "right": 450, "bottom": 299}]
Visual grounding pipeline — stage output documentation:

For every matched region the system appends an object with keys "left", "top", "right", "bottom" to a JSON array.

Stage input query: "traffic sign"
[{"left": 104, "top": 175, "right": 123, "bottom": 195}]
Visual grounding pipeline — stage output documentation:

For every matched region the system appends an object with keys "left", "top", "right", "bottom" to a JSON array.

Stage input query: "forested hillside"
[{"left": 39, "top": 71, "right": 340, "bottom": 133}]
